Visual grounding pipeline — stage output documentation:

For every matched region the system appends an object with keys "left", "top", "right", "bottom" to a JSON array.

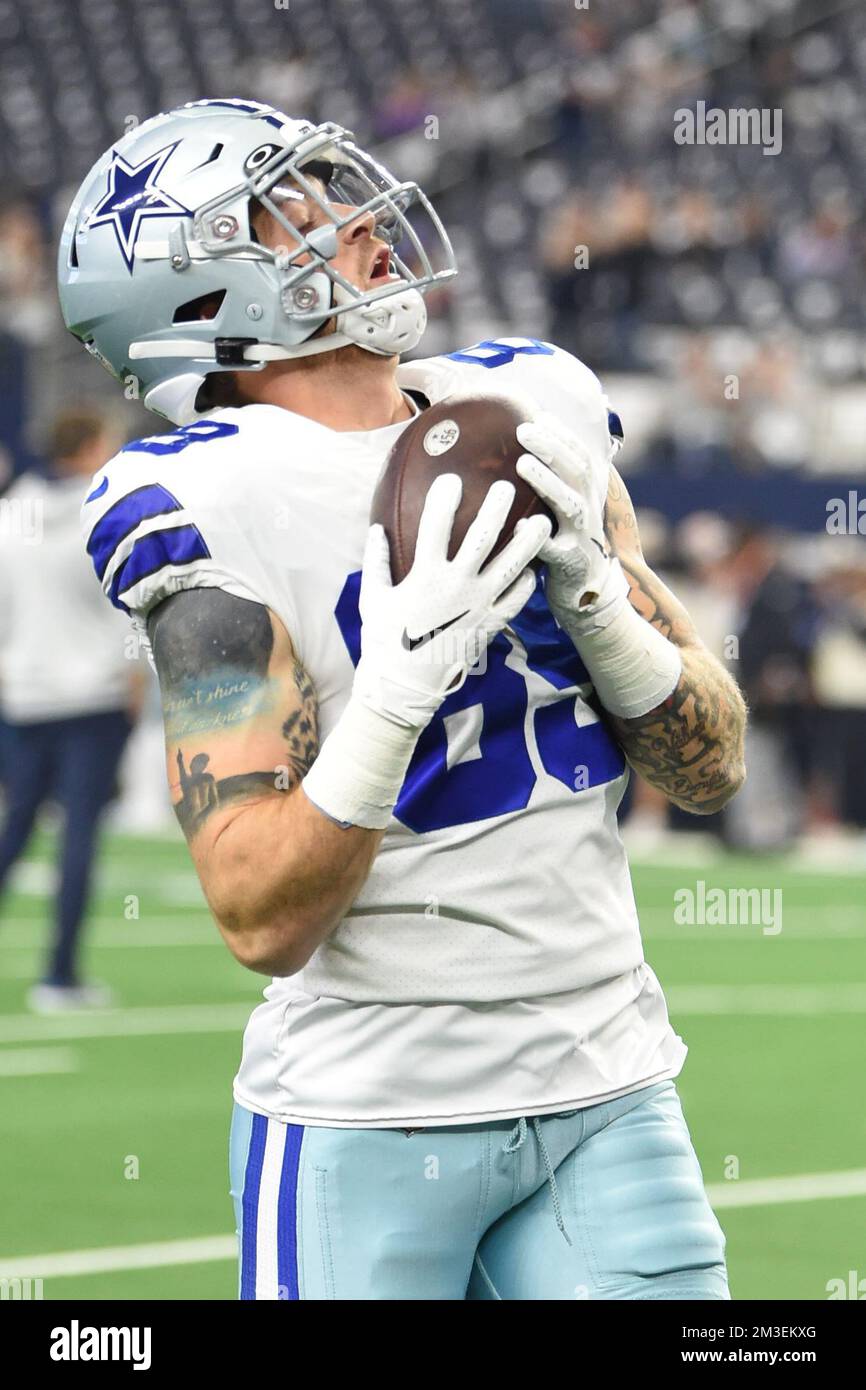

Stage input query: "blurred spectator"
[
  {"left": 812, "top": 561, "right": 866, "bottom": 829},
  {"left": 0, "top": 197, "right": 57, "bottom": 479},
  {"left": 721, "top": 526, "right": 823, "bottom": 851},
  {"left": 0, "top": 407, "right": 143, "bottom": 1011},
  {"left": 0, "top": 198, "right": 53, "bottom": 345},
  {"left": 777, "top": 197, "right": 856, "bottom": 283},
  {"left": 645, "top": 334, "right": 816, "bottom": 477},
  {"left": 541, "top": 177, "right": 655, "bottom": 367}
]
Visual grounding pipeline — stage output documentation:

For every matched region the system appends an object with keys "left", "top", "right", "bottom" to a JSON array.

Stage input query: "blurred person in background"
[
  {"left": 0, "top": 196, "right": 55, "bottom": 481},
  {"left": 0, "top": 406, "right": 142, "bottom": 1011},
  {"left": 722, "top": 525, "right": 822, "bottom": 852},
  {"left": 541, "top": 176, "right": 655, "bottom": 368},
  {"left": 812, "top": 558, "right": 866, "bottom": 833}
]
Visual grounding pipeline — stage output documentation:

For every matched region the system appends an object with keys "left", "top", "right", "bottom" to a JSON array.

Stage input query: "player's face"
[{"left": 250, "top": 175, "right": 397, "bottom": 296}]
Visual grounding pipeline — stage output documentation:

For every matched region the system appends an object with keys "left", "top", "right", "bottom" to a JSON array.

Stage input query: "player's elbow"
[
  {"left": 216, "top": 907, "right": 321, "bottom": 978},
  {"left": 715, "top": 754, "right": 747, "bottom": 809},
  {"left": 674, "top": 759, "right": 747, "bottom": 816},
  {"left": 201, "top": 812, "right": 335, "bottom": 975},
  {"left": 222, "top": 927, "right": 309, "bottom": 978},
  {"left": 204, "top": 859, "right": 328, "bottom": 976}
]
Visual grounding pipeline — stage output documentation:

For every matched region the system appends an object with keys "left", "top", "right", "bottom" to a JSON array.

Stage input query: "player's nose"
[{"left": 340, "top": 208, "right": 377, "bottom": 244}]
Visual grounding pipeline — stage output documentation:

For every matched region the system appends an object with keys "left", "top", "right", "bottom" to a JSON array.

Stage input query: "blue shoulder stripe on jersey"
[
  {"left": 87, "top": 483, "right": 184, "bottom": 583},
  {"left": 607, "top": 409, "right": 624, "bottom": 442},
  {"left": 108, "top": 523, "right": 211, "bottom": 610},
  {"left": 85, "top": 476, "right": 108, "bottom": 504}
]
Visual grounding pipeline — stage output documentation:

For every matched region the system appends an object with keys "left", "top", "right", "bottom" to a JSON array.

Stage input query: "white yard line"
[
  {"left": 0, "top": 1002, "right": 252, "bottom": 1044},
  {"left": 2, "top": 1168, "right": 865, "bottom": 1281},
  {"left": 667, "top": 984, "right": 866, "bottom": 1013},
  {"left": 0, "top": 921, "right": 219, "bottom": 950},
  {"left": 6, "top": 861, "right": 204, "bottom": 903},
  {"left": 626, "top": 842, "right": 866, "bottom": 876},
  {"left": 707, "top": 1169, "right": 866, "bottom": 1209},
  {"left": 0, "top": 1235, "right": 237, "bottom": 1279},
  {"left": 0, "top": 1047, "right": 78, "bottom": 1077}
]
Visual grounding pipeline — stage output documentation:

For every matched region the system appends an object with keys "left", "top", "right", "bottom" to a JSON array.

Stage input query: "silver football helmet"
[{"left": 58, "top": 98, "right": 457, "bottom": 424}]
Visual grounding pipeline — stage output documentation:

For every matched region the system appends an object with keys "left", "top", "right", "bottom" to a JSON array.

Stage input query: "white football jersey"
[{"left": 82, "top": 338, "right": 685, "bottom": 1126}]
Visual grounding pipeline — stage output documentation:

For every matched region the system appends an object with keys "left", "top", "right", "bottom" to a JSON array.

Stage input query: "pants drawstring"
[{"left": 502, "top": 1116, "right": 572, "bottom": 1246}]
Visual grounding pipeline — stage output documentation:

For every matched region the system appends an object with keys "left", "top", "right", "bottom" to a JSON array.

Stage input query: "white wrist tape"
[
  {"left": 559, "top": 563, "right": 683, "bottom": 720},
  {"left": 302, "top": 695, "right": 420, "bottom": 829}
]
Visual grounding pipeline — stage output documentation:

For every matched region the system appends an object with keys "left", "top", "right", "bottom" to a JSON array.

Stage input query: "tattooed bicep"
[
  {"left": 146, "top": 590, "right": 319, "bottom": 839},
  {"left": 147, "top": 587, "right": 275, "bottom": 684}
]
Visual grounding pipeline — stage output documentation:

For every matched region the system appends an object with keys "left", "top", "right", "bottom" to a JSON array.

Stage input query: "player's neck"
[{"left": 241, "top": 346, "right": 413, "bottom": 432}]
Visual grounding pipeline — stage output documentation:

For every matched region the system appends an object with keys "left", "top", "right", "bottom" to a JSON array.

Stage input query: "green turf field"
[{"left": 0, "top": 828, "right": 863, "bottom": 1301}]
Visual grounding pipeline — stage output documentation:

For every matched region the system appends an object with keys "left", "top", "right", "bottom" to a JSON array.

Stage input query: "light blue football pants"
[{"left": 229, "top": 1078, "right": 729, "bottom": 1300}]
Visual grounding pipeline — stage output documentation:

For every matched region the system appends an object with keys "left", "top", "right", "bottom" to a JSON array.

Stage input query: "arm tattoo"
[
  {"left": 603, "top": 467, "right": 747, "bottom": 814},
  {"left": 148, "top": 590, "right": 319, "bottom": 839},
  {"left": 281, "top": 660, "right": 319, "bottom": 787}
]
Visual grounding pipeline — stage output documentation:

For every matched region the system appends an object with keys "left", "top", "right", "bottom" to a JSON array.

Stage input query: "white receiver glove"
[
  {"left": 303, "top": 472, "right": 551, "bottom": 828},
  {"left": 355, "top": 471, "right": 550, "bottom": 728},
  {"left": 515, "top": 415, "right": 682, "bottom": 721},
  {"left": 516, "top": 414, "right": 628, "bottom": 627}
]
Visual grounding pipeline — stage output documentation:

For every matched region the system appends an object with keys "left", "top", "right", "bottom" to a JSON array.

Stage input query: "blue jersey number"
[
  {"left": 121, "top": 420, "right": 239, "bottom": 456},
  {"left": 335, "top": 574, "right": 625, "bottom": 833}
]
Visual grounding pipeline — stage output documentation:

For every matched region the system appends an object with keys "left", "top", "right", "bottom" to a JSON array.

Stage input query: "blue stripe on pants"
[
  {"left": 240, "top": 1113, "right": 268, "bottom": 1300},
  {"left": 277, "top": 1126, "right": 304, "bottom": 1300}
]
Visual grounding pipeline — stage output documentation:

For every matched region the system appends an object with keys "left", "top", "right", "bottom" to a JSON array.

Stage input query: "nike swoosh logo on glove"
[{"left": 401, "top": 609, "right": 470, "bottom": 652}]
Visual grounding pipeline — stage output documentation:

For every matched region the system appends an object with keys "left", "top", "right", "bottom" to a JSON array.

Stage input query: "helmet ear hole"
[
  {"left": 298, "top": 158, "right": 334, "bottom": 187},
  {"left": 173, "top": 291, "right": 226, "bottom": 323},
  {"left": 248, "top": 197, "right": 264, "bottom": 244}
]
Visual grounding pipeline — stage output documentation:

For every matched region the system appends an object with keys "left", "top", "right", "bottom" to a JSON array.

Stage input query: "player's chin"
[{"left": 344, "top": 342, "right": 399, "bottom": 368}]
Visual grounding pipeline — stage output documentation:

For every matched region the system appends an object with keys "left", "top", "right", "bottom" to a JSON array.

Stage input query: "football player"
[{"left": 59, "top": 100, "right": 746, "bottom": 1300}]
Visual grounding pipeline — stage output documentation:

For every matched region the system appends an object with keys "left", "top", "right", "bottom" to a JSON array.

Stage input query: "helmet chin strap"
[
  {"left": 252, "top": 280, "right": 428, "bottom": 361},
  {"left": 331, "top": 282, "right": 427, "bottom": 356}
]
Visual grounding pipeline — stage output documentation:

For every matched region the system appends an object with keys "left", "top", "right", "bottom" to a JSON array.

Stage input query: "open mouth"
[{"left": 368, "top": 245, "right": 394, "bottom": 284}]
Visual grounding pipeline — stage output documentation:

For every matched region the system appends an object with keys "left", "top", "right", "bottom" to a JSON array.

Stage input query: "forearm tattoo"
[
  {"left": 147, "top": 590, "right": 319, "bottom": 839},
  {"left": 603, "top": 468, "right": 747, "bottom": 814}
]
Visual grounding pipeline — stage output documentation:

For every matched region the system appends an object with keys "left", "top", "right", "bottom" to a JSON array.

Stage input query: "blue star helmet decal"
[{"left": 86, "top": 142, "right": 190, "bottom": 273}]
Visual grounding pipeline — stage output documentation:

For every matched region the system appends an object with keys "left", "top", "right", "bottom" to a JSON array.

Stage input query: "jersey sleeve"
[
  {"left": 80, "top": 418, "right": 272, "bottom": 626},
  {"left": 529, "top": 342, "right": 624, "bottom": 512},
  {"left": 533, "top": 341, "right": 623, "bottom": 460}
]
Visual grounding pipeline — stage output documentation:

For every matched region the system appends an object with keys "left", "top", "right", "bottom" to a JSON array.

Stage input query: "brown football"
[{"left": 370, "top": 395, "right": 550, "bottom": 584}]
